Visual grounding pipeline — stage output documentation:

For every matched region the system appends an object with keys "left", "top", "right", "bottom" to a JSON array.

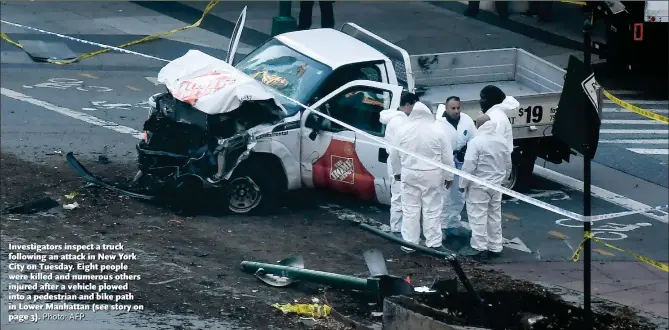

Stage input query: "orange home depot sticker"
[
  {"left": 313, "top": 139, "right": 376, "bottom": 201},
  {"left": 330, "top": 156, "right": 355, "bottom": 184},
  {"left": 172, "top": 71, "right": 237, "bottom": 105}
]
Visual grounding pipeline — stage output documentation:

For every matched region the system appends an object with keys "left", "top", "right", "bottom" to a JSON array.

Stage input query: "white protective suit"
[
  {"left": 389, "top": 102, "right": 455, "bottom": 248},
  {"left": 485, "top": 96, "right": 519, "bottom": 152},
  {"left": 379, "top": 109, "right": 408, "bottom": 233},
  {"left": 459, "top": 120, "right": 513, "bottom": 253},
  {"left": 436, "top": 104, "right": 477, "bottom": 230}
]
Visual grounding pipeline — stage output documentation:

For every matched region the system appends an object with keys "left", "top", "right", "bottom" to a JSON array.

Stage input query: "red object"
[
  {"left": 312, "top": 138, "right": 377, "bottom": 201},
  {"left": 633, "top": 23, "right": 644, "bottom": 41},
  {"left": 405, "top": 276, "right": 411, "bottom": 284}
]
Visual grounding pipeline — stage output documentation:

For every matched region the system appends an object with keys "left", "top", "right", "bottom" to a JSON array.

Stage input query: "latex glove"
[{"left": 453, "top": 154, "right": 464, "bottom": 167}]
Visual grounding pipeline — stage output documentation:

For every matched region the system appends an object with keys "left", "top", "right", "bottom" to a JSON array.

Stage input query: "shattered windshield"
[{"left": 235, "top": 39, "right": 332, "bottom": 116}]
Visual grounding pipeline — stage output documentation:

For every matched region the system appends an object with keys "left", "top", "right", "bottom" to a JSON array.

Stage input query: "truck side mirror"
[{"left": 308, "top": 118, "right": 325, "bottom": 141}]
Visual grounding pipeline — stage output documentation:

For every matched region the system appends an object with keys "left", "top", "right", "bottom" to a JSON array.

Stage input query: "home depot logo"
[
  {"left": 330, "top": 156, "right": 354, "bottom": 184},
  {"left": 172, "top": 71, "right": 237, "bottom": 105}
]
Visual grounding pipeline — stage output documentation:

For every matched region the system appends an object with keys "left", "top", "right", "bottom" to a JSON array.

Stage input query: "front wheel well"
[{"left": 233, "top": 152, "right": 288, "bottom": 192}]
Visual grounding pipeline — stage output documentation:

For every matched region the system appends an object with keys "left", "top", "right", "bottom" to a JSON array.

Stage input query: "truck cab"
[{"left": 169, "top": 8, "right": 568, "bottom": 213}]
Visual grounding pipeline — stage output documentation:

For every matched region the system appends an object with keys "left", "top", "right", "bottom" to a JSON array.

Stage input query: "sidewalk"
[
  {"left": 487, "top": 261, "right": 669, "bottom": 319},
  {"left": 173, "top": 1, "right": 580, "bottom": 64}
]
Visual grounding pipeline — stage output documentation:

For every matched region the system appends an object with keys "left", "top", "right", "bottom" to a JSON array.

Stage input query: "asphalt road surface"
[{"left": 1, "top": 1, "right": 668, "bottom": 328}]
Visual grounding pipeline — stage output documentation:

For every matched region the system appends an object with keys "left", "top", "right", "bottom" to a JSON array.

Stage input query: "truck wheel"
[
  {"left": 226, "top": 175, "right": 264, "bottom": 214},
  {"left": 504, "top": 149, "right": 537, "bottom": 192},
  {"left": 226, "top": 158, "right": 284, "bottom": 215}
]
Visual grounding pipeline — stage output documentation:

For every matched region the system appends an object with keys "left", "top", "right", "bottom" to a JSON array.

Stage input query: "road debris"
[
  {"left": 2, "top": 196, "right": 59, "bottom": 214},
  {"left": 273, "top": 303, "right": 332, "bottom": 318},
  {"left": 64, "top": 192, "right": 79, "bottom": 199},
  {"left": 63, "top": 201, "right": 79, "bottom": 210}
]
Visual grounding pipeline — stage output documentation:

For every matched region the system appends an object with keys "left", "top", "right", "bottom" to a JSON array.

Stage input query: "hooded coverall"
[
  {"left": 379, "top": 109, "right": 408, "bottom": 233},
  {"left": 459, "top": 120, "right": 512, "bottom": 253},
  {"left": 389, "top": 102, "right": 455, "bottom": 248},
  {"left": 484, "top": 96, "right": 519, "bottom": 152},
  {"left": 436, "top": 104, "right": 477, "bottom": 231}
]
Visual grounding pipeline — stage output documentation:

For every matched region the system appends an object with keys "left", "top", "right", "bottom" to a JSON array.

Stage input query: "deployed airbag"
[{"left": 157, "top": 50, "right": 287, "bottom": 116}]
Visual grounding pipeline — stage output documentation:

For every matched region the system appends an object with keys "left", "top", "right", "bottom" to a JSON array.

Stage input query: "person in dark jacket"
[
  {"left": 524, "top": 1, "right": 553, "bottom": 22},
  {"left": 297, "top": 1, "right": 335, "bottom": 30},
  {"left": 464, "top": 1, "right": 509, "bottom": 20}
]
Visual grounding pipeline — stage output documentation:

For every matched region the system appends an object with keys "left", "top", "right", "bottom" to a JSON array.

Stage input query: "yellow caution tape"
[
  {"left": 572, "top": 231, "right": 668, "bottom": 273},
  {"left": 273, "top": 303, "right": 332, "bottom": 318},
  {"left": 602, "top": 90, "right": 669, "bottom": 124},
  {"left": 1, "top": 0, "right": 219, "bottom": 65}
]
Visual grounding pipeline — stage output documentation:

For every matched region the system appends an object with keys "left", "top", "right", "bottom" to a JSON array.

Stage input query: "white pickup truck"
[{"left": 148, "top": 9, "right": 571, "bottom": 214}]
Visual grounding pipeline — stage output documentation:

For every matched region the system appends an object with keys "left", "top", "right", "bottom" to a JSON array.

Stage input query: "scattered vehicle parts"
[
  {"left": 63, "top": 202, "right": 79, "bottom": 210},
  {"left": 66, "top": 152, "right": 155, "bottom": 201},
  {"left": 358, "top": 223, "right": 483, "bottom": 306},
  {"left": 1, "top": 196, "right": 59, "bottom": 215}
]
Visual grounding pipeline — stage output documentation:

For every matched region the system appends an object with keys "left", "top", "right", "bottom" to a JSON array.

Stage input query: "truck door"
[
  {"left": 225, "top": 6, "right": 247, "bottom": 65},
  {"left": 299, "top": 80, "right": 402, "bottom": 204}
]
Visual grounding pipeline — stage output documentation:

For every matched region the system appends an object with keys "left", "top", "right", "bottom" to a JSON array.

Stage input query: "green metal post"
[
  {"left": 271, "top": 2, "right": 298, "bottom": 37},
  {"left": 241, "top": 261, "right": 380, "bottom": 293}
]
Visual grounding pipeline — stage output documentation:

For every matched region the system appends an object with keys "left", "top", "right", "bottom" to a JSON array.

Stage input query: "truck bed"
[
  {"left": 410, "top": 48, "right": 566, "bottom": 139},
  {"left": 420, "top": 81, "right": 538, "bottom": 105}
]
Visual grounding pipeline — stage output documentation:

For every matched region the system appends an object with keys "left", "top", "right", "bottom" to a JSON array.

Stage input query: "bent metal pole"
[
  {"left": 240, "top": 261, "right": 380, "bottom": 293},
  {"left": 357, "top": 223, "right": 482, "bottom": 305}
]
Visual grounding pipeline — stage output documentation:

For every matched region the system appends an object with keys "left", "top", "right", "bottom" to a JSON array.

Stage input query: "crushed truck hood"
[{"left": 157, "top": 50, "right": 288, "bottom": 116}]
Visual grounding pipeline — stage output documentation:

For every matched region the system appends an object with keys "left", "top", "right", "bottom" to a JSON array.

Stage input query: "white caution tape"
[
  {"left": 1, "top": 20, "right": 171, "bottom": 63},
  {"left": 269, "top": 93, "right": 667, "bottom": 223},
  {"left": 3, "top": 20, "right": 666, "bottom": 223}
]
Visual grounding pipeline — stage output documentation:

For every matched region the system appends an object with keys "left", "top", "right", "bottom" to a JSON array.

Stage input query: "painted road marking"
[
  {"left": 555, "top": 218, "right": 653, "bottom": 241},
  {"left": 600, "top": 129, "right": 668, "bottom": 134},
  {"left": 626, "top": 148, "right": 669, "bottom": 155},
  {"left": 602, "top": 119, "right": 666, "bottom": 125},
  {"left": 503, "top": 213, "right": 521, "bottom": 221},
  {"left": 603, "top": 108, "right": 669, "bottom": 114},
  {"left": 502, "top": 237, "right": 531, "bottom": 253},
  {"left": 548, "top": 231, "right": 569, "bottom": 239},
  {"left": 594, "top": 248, "right": 615, "bottom": 256},
  {"left": 79, "top": 73, "right": 98, "bottom": 79},
  {"left": 0, "top": 88, "right": 144, "bottom": 139},
  {"left": 1, "top": 87, "right": 663, "bottom": 229},
  {"left": 534, "top": 165, "right": 669, "bottom": 224},
  {"left": 145, "top": 77, "right": 160, "bottom": 86},
  {"left": 600, "top": 139, "right": 667, "bottom": 144}
]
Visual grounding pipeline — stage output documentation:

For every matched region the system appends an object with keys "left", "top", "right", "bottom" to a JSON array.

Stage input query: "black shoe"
[
  {"left": 430, "top": 245, "right": 449, "bottom": 253},
  {"left": 459, "top": 246, "right": 487, "bottom": 259}
]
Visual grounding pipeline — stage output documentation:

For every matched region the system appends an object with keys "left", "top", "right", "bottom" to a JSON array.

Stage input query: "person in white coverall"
[
  {"left": 458, "top": 114, "right": 512, "bottom": 259},
  {"left": 389, "top": 101, "right": 455, "bottom": 253},
  {"left": 479, "top": 85, "right": 518, "bottom": 154},
  {"left": 435, "top": 96, "right": 477, "bottom": 238},
  {"left": 379, "top": 92, "right": 418, "bottom": 238}
]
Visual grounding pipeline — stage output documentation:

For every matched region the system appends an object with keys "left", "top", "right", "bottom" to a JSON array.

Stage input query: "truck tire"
[
  {"left": 226, "top": 155, "right": 286, "bottom": 215},
  {"left": 504, "top": 148, "right": 537, "bottom": 193}
]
